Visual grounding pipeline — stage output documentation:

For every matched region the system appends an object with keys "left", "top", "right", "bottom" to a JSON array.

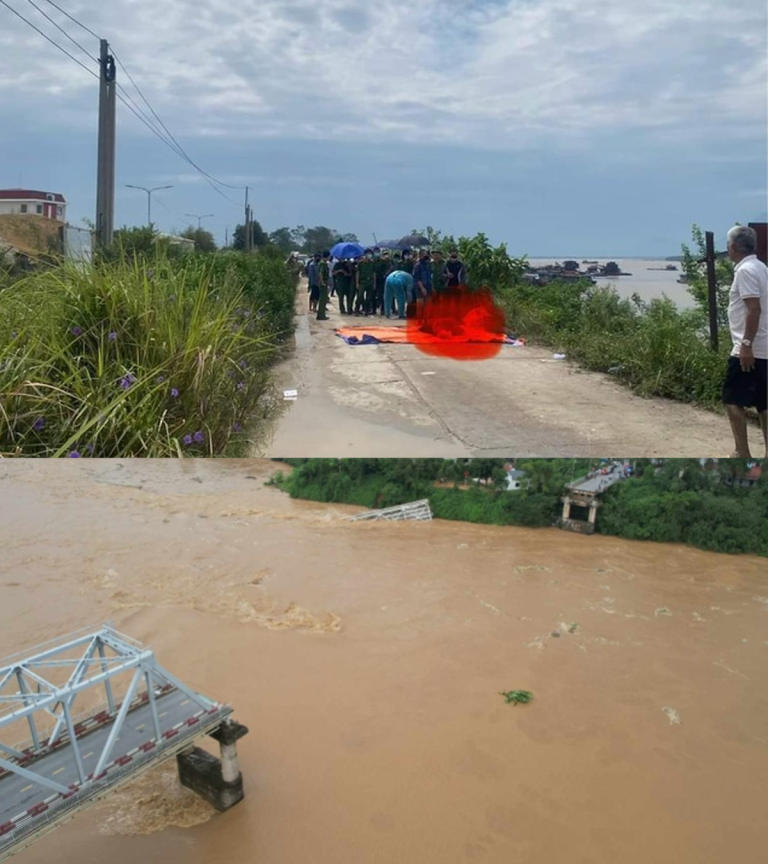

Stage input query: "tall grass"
[
  {"left": 0, "top": 250, "right": 296, "bottom": 456},
  {"left": 501, "top": 281, "right": 730, "bottom": 406}
]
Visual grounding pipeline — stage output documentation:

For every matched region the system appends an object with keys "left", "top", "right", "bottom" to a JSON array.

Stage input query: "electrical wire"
[
  {"left": 0, "top": 0, "right": 97, "bottom": 79},
  {"left": 112, "top": 51, "right": 245, "bottom": 193},
  {"left": 2, "top": 0, "right": 246, "bottom": 208},
  {"left": 40, "top": 0, "right": 99, "bottom": 40},
  {"left": 23, "top": 0, "right": 97, "bottom": 63}
]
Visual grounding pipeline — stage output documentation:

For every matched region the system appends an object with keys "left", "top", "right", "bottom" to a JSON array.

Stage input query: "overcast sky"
[{"left": 0, "top": 0, "right": 765, "bottom": 255}]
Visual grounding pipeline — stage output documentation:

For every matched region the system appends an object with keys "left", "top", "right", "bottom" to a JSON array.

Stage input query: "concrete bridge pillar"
[
  {"left": 588, "top": 501, "right": 598, "bottom": 525},
  {"left": 561, "top": 497, "right": 571, "bottom": 520},
  {"left": 177, "top": 719, "right": 249, "bottom": 812}
]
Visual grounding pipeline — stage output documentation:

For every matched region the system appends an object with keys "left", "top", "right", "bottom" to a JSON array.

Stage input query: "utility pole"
[
  {"left": 185, "top": 213, "right": 214, "bottom": 230},
  {"left": 95, "top": 39, "right": 117, "bottom": 250},
  {"left": 244, "top": 187, "right": 250, "bottom": 253},
  {"left": 125, "top": 185, "right": 173, "bottom": 227}
]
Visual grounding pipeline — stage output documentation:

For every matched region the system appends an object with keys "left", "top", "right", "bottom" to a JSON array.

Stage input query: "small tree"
[
  {"left": 179, "top": 226, "right": 217, "bottom": 253},
  {"left": 233, "top": 221, "right": 269, "bottom": 251}
]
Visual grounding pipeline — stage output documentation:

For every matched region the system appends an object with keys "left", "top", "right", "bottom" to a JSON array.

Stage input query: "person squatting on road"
[
  {"left": 722, "top": 225, "right": 768, "bottom": 458},
  {"left": 384, "top": 270, "right": 414, "bottom": 320}
]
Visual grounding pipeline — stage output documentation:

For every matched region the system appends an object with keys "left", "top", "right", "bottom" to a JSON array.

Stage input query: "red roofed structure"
[{"left": 0, "top": 189, "right": 66, "bottom": 221}]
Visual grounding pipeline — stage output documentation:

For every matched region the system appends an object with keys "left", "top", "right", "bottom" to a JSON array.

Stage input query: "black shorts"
[
  {"left": 722, "top": 356, "right": 767, "bottom": 412},
  {"left": 309, "top": 285, "right": 320, "bottom": 301}
]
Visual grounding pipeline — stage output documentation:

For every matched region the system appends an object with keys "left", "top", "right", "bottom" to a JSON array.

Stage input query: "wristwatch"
[{"left": 742, "top": 338, "right": 753, "bottom": 348}]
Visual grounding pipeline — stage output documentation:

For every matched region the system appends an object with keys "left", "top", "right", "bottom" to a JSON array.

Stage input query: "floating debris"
[
  {"left": 655, "top": 607, "right": 672, "bottom": 617},
  {"left": 663, "top": 707, "right": 681, "bottom": 725}
]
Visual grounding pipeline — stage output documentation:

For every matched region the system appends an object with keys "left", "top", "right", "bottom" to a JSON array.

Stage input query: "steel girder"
[{"left": 0, "top": 624, "right": 218, "bottom": 797}]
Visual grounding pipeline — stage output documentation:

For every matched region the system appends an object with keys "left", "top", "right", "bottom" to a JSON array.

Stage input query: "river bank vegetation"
[
  {"left": 0, "top": 240, "right": 297, "bottom": 456},
  {"left": 272, "top": 458, "right": 768, "bottom": 557},
  {"left": 420, "top": 224, "right": 737, "bottom": 409}
]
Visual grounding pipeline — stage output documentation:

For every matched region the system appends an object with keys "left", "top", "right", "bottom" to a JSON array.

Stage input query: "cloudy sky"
[{"left": 0, "top": 0, "right": 765, "bottom": 255}]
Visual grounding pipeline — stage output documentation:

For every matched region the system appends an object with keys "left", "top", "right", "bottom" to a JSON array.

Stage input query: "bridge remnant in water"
[
  {"left": 348, "top": 499, "right": 433, "bottom": 522},
  {"left": 0, "top": 623, "right": 248, "bottom": 861},
  {"left": 559, "top": 470, "right": 625, "bottom": 535}
]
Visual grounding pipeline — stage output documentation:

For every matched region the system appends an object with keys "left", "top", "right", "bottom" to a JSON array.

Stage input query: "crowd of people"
[{"left": 291, "top": 246, "right": 468, "bottom": 321}]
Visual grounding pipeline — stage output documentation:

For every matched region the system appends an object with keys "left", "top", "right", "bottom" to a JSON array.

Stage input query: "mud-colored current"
[{"left": 0, "top": 460, "right": 766, "bottom": 864}]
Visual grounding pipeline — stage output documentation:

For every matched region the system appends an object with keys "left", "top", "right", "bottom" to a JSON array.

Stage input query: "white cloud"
[{"left": 0, "top": 0, "right": 765, "bottom": 155}]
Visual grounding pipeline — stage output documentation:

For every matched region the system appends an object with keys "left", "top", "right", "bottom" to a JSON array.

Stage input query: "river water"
[
  {"left": 1, "top": 459, "right": 766, "bottom": 864},
  {"left": 526, "top": 258, "right": 694, "bottom": 308}
]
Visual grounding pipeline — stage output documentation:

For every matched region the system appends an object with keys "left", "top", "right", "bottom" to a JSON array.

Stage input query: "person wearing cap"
[
  {"left": 316, "top": 251, "right": 331, "bottom": 320},
  {"left": 374, "top": 249, "right": 392, "bottom": 315},
  {"left": 431, "top": 249, "right": 449, "bottom": 295},
  {"left": 307, "top": 252, "right": 321, "bottom": 314},
  {"left": 356, "top": 248, "right": 376, "bottom": 315},
  {"left": 446, "top": 247, "right": 467, "bottom": 288}
]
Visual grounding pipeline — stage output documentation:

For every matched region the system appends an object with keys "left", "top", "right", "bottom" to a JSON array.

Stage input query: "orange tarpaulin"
[{"left": 335, "top": 326, "right": 523, "bottom": 345}]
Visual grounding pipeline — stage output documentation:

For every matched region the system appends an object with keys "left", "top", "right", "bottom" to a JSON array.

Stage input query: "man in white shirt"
[{"left": 722, "top": 225, "right": 768, "bottom": 457}]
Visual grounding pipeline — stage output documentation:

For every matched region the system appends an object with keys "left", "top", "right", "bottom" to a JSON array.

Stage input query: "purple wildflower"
[
  {"left": 183, "top": 434, "right": 193, "bottom": 445},
  {"left": 193, "top": 430, "right": 204, "bottom": 443},
  {"left": 170, "top": 387, "right": 179, "bottom": 398},
  {"left": 119, "top": 373, "right": 136, "bottom": 391},
  {"left": 71, "top": 326, "right": 83, "bottom": 337},
  {"left": 33, "top": 417, "right": 45, "bottom": 431},
  {"left": 10, "top": 331, "right": 17, "bottom": 340},
  {"left": 68, "top": 451, "right": 81, "bottom": 458},
  {"left": 156, "top": 376, "right": 165, "bottom": 384},
  {"left": 108, "top": 331, "right": 117, "bottom": 342},
  {"left": 239, "top": 359, "right": 249, "bottom": 369},
  {"left": 232, "top": 422, "right": 242, "bottom": 433},
  {"left": 237, "top": 382, "right": 245, "bottom": 392}
]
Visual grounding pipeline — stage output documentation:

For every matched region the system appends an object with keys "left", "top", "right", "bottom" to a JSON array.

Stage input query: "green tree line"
[{"left": 271, "top": 459, "right": 768, "bottom": 557}]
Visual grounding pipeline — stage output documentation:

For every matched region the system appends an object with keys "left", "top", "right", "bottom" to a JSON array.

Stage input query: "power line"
[
  {"left": 40, "top": 0, "right": 99, "bottom": 40},
  {"left": 0, "top": 0, "right": 98, "bottom": 79},
  {"left": 23, "top": 0, "right": 97, "bottom": 63},
  {"left": 2, "top": 0, "right": 245, "bottom": 209},
  {"left": 112, "top": 51, "right": 246, "bottom": 193}
]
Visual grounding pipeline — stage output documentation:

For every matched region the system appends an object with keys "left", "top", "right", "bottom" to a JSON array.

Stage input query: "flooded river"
[{"left": 1, "top": 460, "right": 766, "bottom": 863}]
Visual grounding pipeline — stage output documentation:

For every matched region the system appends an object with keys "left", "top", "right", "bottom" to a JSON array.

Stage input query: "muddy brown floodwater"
[{"left": 1, "top": 460, "right": 767, "bottom": 864}]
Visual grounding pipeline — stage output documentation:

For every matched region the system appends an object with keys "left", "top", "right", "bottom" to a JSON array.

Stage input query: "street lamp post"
[
  {"left": 125, "top": 184, "right": 173, "bottom": 227},
  {"left": 185, "top": 213, "right": 214, "bottom": 230}
]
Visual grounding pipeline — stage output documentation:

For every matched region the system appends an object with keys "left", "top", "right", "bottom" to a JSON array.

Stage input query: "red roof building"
[{"left": 0, "top": 189, "right": 66, "bottom": 221}]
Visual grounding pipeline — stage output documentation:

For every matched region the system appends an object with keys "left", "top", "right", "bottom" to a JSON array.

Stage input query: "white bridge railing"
[{"left": 348, "top": 499, "right": 433, "bottom": 522}]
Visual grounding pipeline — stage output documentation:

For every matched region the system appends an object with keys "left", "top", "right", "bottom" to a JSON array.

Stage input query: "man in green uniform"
[
  {"left": 373, "top": 249, "right": 392, "bottom": 316},
  {"left": 356, "top": 248, "right": 376, "bottom": 316},
  {"left": 431, "top": 249, "right": 449, "bottom": 295},
  {"left": 333, "top": 258, "right": 352, "bottom": 314},
  {"left": 316, "top": 251, "right": 331, "bottom": 320}
]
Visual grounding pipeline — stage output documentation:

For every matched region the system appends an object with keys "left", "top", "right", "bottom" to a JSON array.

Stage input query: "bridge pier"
[{"left": 177, "top": 720, "right": 249, "bottom": 812}]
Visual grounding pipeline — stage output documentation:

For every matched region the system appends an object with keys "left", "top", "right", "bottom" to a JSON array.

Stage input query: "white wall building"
[{"left": 0, "top": 189, "right": 66, "bottom": 221}]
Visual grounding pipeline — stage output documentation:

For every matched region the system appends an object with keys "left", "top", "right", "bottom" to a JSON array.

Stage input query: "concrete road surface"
[
  {"left": 260, "top": 288, "right": 764, "bottom": 458},
  {"left": 0, "top": 689, "right": 194, "bottom": 823}
]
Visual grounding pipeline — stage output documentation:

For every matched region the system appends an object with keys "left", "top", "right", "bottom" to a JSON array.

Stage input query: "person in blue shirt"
[
  {"left": 384, "top": 270, "right": 414, "bottom": 319},
  {"left": 306, "top": 253, "right": 321, "bottom": 314},
  {"left": 412, "top": 251, "right": 433, "bottom": 298}
]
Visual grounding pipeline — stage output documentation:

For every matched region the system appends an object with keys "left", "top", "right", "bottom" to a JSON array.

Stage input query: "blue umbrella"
[{"left": 331, "top": 241, "right": 365, "bottom": 259}]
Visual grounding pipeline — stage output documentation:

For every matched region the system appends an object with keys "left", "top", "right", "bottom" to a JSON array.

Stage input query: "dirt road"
[{"left": 260, "top": 285, "right": 764, "bottom": 458}]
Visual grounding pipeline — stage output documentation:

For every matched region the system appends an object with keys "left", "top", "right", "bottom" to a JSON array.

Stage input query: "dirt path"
[{"left": 259, "top": 283, "right": 764, "bottom": 458}]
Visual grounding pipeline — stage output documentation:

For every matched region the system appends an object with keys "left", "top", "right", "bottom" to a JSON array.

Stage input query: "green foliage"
[
  {"left": 499, "top": 690, "right": 533, "bottom": 706},
  {"left": 0, "top": 248, "right": 296, "bottom": 456},
  {"left": 233, "top": 221, "right": 270, "bottom": 250},
  {"left": 273, "top": 458, "right": 768, "bottom": 557},
  {"left": 179, "top": 226, "right": 217, "bottom": 253},
  {"left": 680, "top": 223, "right": 733, "bottom": 332},
  {"left": 498, "top": 242, "right": 732, "bottom": 408}
]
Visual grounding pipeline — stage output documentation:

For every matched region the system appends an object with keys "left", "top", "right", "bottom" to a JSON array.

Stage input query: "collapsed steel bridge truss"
[{"left": 0, "top": 622, "right": 219, "bottom": 797}]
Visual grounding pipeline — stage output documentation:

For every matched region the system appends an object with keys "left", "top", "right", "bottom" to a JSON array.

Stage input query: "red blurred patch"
[{"left": 407, "top": 286, "right": 507, "bottom": 360}]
